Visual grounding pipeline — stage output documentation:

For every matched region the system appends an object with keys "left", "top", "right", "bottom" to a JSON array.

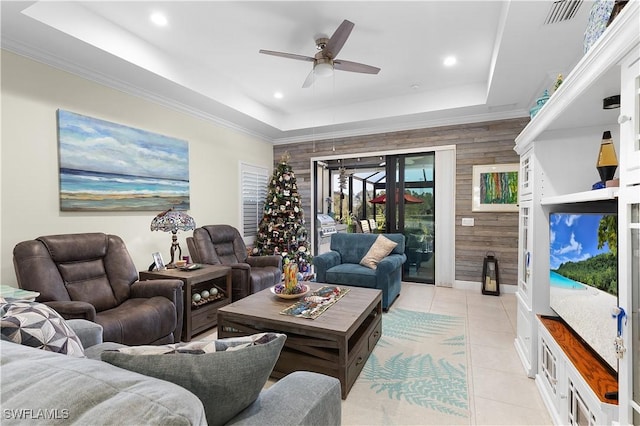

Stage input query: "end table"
[{"left": 139, "top": 265, "right": 232, "bottom": 341}]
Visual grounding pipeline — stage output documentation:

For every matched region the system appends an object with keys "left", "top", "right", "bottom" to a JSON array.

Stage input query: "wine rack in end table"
[{"left": 139, "top": 265, "right": 232, "bottom": 341}]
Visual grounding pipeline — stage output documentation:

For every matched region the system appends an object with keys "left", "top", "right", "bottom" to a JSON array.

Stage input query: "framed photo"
[
  {"left": 152, "top": 252, "right": 166, "bottom": 271},
  {"left": 472, "top": 164, "right": 519, "bottom": 212}
]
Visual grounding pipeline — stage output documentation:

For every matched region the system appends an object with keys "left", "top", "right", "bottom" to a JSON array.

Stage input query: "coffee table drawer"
[
  {"left": 369, "top": 319, "right": 382, "bottom": 351},
  {"left": 347, "top": 320, "right": 382, "bottom": 386},
  {"left": 347, "top": 341, "right": 370, "bottom": 387}
]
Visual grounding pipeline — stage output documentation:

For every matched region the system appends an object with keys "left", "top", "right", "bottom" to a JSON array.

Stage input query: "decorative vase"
[
  {"left": 583, "top": 0, "right": 615, "bottom": 53},
  {"left": 529, "top": 90, "right": 550, "bottom": 119},
  {"left": 596, "top": 130, "right": 618, "bottom": 183},
  {"left": 283, "top": 261, "right": 298, "bottom": 292}
]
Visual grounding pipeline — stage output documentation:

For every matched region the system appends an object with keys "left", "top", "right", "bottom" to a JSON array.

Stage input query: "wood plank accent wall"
[{"left": 273, "top": 117, "right": 529, "bottom": 287}]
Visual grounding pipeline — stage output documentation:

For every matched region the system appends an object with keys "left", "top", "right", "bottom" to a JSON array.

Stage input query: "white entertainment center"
[{"left": 513, "top": 2, "right": 639, "bottom": 425}]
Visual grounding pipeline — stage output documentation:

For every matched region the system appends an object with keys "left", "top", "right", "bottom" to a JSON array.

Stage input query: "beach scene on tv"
[{"left": 549, "top": 212, "right": 618, "bottom": 371}]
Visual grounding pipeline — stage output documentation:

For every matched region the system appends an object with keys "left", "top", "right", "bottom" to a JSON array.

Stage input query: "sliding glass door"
[{"left": 384, "top": 153, "right": 435, "bottom": 284}]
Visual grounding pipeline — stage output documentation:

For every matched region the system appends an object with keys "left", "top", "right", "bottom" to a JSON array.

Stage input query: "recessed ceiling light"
[
  {"left": 274, "top": 92, "right": 284, "bottom": 99},
  {"left": 150, "top": 12, "right": 168, "bottom": 27},
  {"left": 443, "top": 56, "right": 457, "bottom": 67}
]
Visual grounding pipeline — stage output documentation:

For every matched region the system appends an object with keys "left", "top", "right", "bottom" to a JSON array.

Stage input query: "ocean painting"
[{"left": 57, "top": 110, "right": 190, "bottom": 211}]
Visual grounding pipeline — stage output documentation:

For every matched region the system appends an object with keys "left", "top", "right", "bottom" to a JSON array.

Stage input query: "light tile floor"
[
  {"left": 196, "top": 283, "right": 553, "bottom": 425},
  {"left": 395, "top": 282, "right": 552, "bottom": 425}
]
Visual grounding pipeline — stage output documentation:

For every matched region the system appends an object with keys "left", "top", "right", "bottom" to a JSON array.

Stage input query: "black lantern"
[{"left": 482, "top": 252, "right": 500, "bottom": 296}]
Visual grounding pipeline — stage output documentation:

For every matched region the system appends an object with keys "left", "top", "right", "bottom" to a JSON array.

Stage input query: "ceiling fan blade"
[
  {"left": 325, "top": 19, "right": 354, "bottom": 59},
  {"left": 333, "top": 59, "right": 380, "bottom": 74},
  {"left": 259, "top": 49, "right": 315, "bottom": 62},
  {"left": 302, "top": 69, "right": 315, "bottom": 88}
]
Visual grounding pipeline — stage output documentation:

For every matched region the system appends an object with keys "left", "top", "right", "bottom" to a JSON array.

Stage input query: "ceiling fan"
[{"left": 259, "top": 19, "right": 381, "bottom": 88}]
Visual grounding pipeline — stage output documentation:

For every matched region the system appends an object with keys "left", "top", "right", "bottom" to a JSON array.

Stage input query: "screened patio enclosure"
[{"left": 314, "top": 153, "right": 435, "bottom": 284}]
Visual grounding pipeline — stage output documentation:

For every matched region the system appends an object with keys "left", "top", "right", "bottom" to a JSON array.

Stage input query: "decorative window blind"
[{"left": 240, "top": 163, "right": 268, "bottom": 241}]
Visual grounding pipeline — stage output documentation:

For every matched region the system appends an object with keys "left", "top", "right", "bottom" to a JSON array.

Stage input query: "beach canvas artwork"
[{"left": 57, "top": 110, "right": 190, "bottom": 211}]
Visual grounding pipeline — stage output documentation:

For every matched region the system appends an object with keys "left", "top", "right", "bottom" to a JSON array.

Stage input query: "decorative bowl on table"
[
  {"left": 178, "top": 263, "right": 202, "bottom": 271},
  {"left": 270, "top": 283, "right": 310, "bottom": 299}
]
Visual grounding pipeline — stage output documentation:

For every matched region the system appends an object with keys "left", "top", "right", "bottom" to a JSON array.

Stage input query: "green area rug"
[{"left": 342, "top": 309, "right": 469, "bottom": 425}]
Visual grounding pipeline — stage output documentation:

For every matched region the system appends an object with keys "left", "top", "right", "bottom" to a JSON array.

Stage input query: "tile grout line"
[{"left": 463, "top": 289, "right": 477, "bottom": 425}]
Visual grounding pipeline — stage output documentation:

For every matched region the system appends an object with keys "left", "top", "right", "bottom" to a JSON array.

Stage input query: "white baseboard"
[{"left": 453, "top": 280, "right": 517, "bottom": 294}]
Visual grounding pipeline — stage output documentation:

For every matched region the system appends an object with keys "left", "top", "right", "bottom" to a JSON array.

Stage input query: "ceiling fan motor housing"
[{"left": 315, "top": 38, "right": 329, "bottom": 52}]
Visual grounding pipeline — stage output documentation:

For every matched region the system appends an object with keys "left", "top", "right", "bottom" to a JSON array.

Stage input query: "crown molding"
[
  {"left": 272, "top": 109, "right": 529, "bottom": 145},
  {"left": 3, "top": 37, "right": 529, "bottom": 147}
]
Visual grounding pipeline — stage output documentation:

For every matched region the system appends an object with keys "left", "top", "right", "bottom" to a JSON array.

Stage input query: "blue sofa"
[{"left": 313, "top": 233, "right": 406, "bottom": 310}]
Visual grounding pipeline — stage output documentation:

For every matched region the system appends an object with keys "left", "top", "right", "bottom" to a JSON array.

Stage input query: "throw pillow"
[
  {"left": 0, "top": 298, "right": 85, "bottom": 357},
  {"left": 101, "top": 332, "right": 286, "bottom": 426},
  {"left": 360, "top": 235, "right": 398, "bottom": 270}
]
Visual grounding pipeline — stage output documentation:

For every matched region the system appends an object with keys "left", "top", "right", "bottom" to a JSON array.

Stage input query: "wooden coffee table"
[{"left": 217, "top": 284, "right": 382, "bottom": 398}]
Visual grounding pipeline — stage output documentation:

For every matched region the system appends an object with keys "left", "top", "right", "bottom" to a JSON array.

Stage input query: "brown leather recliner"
[
  {"left": 13, "top": 233, "right": 183, "bottom": 345},
  {"left": 186, "top": 225, "right": 282, "bottom": 301}
]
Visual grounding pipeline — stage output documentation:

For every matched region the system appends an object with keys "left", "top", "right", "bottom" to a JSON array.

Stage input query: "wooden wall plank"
[{"left": 273, "top": 117, "right": 528, "bottom": 287}]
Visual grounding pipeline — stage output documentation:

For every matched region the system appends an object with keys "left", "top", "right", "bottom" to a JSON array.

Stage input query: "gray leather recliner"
[
  {"left": 12, "top": 232, "right": 183, "bottom": 345},
  {"left": 186, "top": 225, "right": 282, "bottom": 301}
]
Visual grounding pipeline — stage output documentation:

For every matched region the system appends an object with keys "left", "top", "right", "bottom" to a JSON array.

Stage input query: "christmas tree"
[{"left": 253, "top": 152, "right": 312, "bottom": 273}]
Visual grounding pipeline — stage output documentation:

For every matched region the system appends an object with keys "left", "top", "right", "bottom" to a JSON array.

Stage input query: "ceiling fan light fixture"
[{"left": 314, "top": 61, "right": 334, "bottom": 77}]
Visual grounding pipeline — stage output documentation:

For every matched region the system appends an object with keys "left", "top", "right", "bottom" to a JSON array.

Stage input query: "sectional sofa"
[{"left": 1, "top": 317, "right": 342, "bottom": 425}]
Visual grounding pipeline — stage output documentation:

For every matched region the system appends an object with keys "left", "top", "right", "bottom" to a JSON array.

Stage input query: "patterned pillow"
[
  {"left": 101, "top": 333, "right": 286, "bottom": 426},
  {"left": 360, "top": 235, "right": 398, "bottom": 269},
  {"left": 0, "top": 298, "right": 85, "bottom": 357}
]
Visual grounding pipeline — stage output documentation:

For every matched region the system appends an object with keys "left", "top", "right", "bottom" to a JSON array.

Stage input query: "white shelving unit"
[
  {"left": 540, "top": 188, "right": 619, "bottom": 205},
  {"left": 537, "top": 317, "right": 619, "bottom": 425},
  {"left": 513, "top": 2, "right": 639, "bottom": 424}
]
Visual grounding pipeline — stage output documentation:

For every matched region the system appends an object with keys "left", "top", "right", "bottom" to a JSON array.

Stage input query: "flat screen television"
[{"left": 549, "top": 212, "right": 618, "bottom": 372}]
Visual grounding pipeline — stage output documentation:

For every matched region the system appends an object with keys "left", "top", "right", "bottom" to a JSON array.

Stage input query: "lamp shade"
[{"left": 150, "top": 208, "right": 196, "bottom": 233}]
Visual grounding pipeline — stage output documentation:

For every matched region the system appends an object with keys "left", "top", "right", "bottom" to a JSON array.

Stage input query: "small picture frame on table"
[{"left": 151, "top": 252, "right": 166, "bottom": 271}]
